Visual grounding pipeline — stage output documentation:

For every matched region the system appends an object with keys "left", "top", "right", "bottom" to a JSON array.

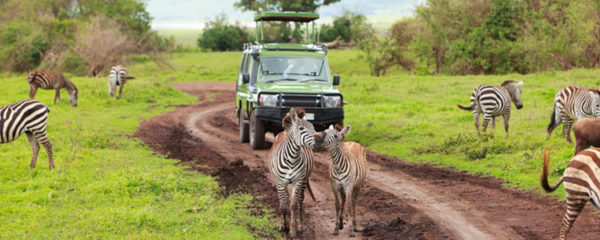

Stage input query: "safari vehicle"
[{"left": 236, "top": 12, "right": 345, "bottom": 149}]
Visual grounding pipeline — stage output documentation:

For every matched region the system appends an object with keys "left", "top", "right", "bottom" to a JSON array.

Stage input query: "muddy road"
[{"left": 136, "top": 82, "right": 600, "bottom": 239}]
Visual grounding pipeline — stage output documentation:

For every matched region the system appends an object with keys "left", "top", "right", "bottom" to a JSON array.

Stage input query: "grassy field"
[
  {"left": 131, "top": 50, "right": 586, "bottom": 194},
  {"left": 0, "top": 68, "right": 278, "bottom": 238},
  {"left": 157, "top": 29, "right": 202, "bottom": 46},
  {"left": 0, "top": 49, "right": 590, "bottom": 237}
]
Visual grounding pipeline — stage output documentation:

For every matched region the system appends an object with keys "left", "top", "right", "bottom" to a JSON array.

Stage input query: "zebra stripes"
[
  {"left": 0, "top": 100, "right": 54, "bottom": 169},
  {"left": 541, "top": 148, "right": 600, "bottom": 240},
  {"left": 108, "top": 65, "right": 135, "bottom": 98},
  {"left": 457, "top": 80, "right": 524, "bottom": 136},
  {"left": 27, "top": 70, "right": 78, "bottom": 107},
  {"left": 317, "top": 124, "right": 367, "bottom": 237},
  {"left": 547, "top": 85, "right": 600, "bottom": 143},
  {"left": 269, "top": 108, "right": 317, "bottom": 238}
]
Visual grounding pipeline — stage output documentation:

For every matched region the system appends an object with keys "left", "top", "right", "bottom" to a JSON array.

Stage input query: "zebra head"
[
  {"left": 68, "top": 87, "right": 78, "bottom": 107},
  {"left": 502, "top": 80, "right": 524, "bottom": 110},
  {"left": 282, "top": 108, "right": 317, "bottom": 149},
  {"left": 589, "top": 90, "right": 600, "bottom": 117},
  {"left": 318, "top": 124, "right": 351, "bottom": 151}
]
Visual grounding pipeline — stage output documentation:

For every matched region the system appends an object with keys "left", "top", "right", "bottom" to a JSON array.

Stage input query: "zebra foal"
[
  {"left": 547, "top": 85, "right": 600, "bottom": 143},
  {"left": 0, "top": 100, "right": 54, "bottom": 169},
  {"left": 269, "top": 108, "right": 318, "bottom": 238},
  {"left": 541, "top": 148, "right": 600, "bottom": 240},
  {"left": 27, "top": 70, "right": 78, "bottom": 107},
  {"left": 457, "top": 80, "right": 524, "bottom": 136},
  {"left": 108, "top": 65, "right": 135, "bottom": 98},
  {"left": 316, "top": 124, "right": 367, "bottom": 237}
]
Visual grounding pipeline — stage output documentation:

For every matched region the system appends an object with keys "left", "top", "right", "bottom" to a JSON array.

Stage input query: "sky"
[{"left": 146, "top": 0, "right": 424, "bottom": 30}]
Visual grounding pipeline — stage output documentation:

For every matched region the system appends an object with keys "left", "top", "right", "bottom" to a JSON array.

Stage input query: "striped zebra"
[
  {"left": 546, "top": 85, "right": 600, "bottom": 143},
  {"left": 316, "top": 124, "right": 367, "bottom": 237},
  {"left": 27, "top": 70, "right": 78, "bottom": 107},
  {"left": 0, "top": 100, "right": 54, "bottom": 169},
  {"left": 541, "top": 148, "right": 600, "bottom": 240},
  {"left": 269, "top": 108, "right": 318, "bottom": 238},
  {"left": 457, "top": 80, "right": 524, "bottom": 136},
  {"left": 108, "top": 65, "right": 135, "bottom": 98}
]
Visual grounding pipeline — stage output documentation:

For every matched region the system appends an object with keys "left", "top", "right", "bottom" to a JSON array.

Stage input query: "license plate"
[{"left": 305, "top": 113, "right": 314, "bottom": 120}]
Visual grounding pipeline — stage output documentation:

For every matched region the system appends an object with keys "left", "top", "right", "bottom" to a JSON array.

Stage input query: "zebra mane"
[
  {"left": 501, "top": 80, "right": 517, "bottom": 87},
  {"left": 589, "top": 88, "right": 600, "bottom": 95},
  {"left": 64, "top": 77, "right": 78, "bottom": 93},
  {"left": 282, "top": 108, "right": 306, "bottom": 129}
]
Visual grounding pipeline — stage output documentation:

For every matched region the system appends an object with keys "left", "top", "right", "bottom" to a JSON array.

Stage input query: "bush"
[
  {"left": 320, "top": 11, "right": 374, "bottom": 43},
  {"left": 197, "top": 14, "right": 249, "bottom": 51}
]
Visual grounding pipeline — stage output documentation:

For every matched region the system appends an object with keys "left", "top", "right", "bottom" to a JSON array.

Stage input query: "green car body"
[{"left": 235, "top": 42, "right": 345, "bottom": 149}]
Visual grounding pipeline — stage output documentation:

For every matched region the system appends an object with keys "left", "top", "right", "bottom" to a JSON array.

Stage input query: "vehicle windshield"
[{"left": 257, "top": 56, "right": 331, "bottom": 83}]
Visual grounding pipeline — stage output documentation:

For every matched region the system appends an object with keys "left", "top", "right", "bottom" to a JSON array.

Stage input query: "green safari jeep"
[{"left": 236, "top": 12, "right": 345, "bottom": 149}]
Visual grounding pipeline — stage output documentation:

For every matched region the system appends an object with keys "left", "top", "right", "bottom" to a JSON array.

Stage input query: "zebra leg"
[
  {"left": 26, "top": 131, "right": 40, "bottom": 169},
  {"left": 118, "top": 83, "right": 124, "bottom": 98},
  {"left": 332, "top": 186, "right": 342, "bottom": 235},
  {"left": 289, "top": 182, "right": 306, "bottom": 238},
  {"left": 481, "top": 114, "right": 492, "bottom": 136},
  {"left": 491, "top": 116, "right": 496, "bottom": 134},
  {"left": 559, "top": 198, "right": 586, "bottom": 240},
  {"left": 33, "top": 130, "right": 54, "bottom": 169},
  {"left": 563, "top": 119, "right": 574, "bottom": 143},
  {"left": 473, "top": 110, "right": 480, "bottom": 134},
  {"left": 29, "top": 85, "right": 38, "bottom": 99},
  {"left": 276, "top": 183, "right": 290, "bottom": 232},
  {"left": 54, "top": 89, "right": 60, "bottom": 105},
  {"left": 339, "top": 187, "right": 346, "bottom": 230},
  {"left": 503, "top": 113, "right": 510, "bottom": 137},
  {"left": 349, "top": 187, "right": 360, "bottom": 237}
]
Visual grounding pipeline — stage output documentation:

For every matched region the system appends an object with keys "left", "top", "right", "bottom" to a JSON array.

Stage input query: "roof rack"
[{"left": 254, "top": 11, "right": 319, "bottom": 43}]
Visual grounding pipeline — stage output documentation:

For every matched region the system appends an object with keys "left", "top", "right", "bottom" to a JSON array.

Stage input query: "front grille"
[{"left": 281, "top": 94, "right": 320, "bottom": 108}]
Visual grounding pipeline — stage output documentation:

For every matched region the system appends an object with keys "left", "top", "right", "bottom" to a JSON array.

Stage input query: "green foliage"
[
  {"left": 235, "top": 0, "right": 340, "bottom": 12},
  {"left": 320, "top": 11, "right": 374, "bottom": 42},
  {"left": 358, "top": 36, "right": 413, "bottom": 76},
  {"left": 0, "top": 54, "right": 279, "bottom": 238},
  {"left": 197, "top": 14, "right": 249, "bottom": 51}
]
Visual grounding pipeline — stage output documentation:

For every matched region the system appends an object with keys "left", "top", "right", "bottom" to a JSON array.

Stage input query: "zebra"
[
  {"left": 457, "top": 80, "right": 524, "bottom": 136},
  {"left": 108, "top": 65, "right": 135, "bottom": 98},
  {"left": 541, "top": 147, "right": 600, "bottom": 240},
  {"left": 0, "top": 100, "right": 54, "bottom": 169},
  {"left": 546, "top": 85, "right": 600, "bottom": 143},
  {"left": 27, "top": 70, "right": 78, "bottom": 107},
  {"left": 268, "top": 108, "right": 318, "bottom": 238},
  {"left": 316, "top": 124, "right": 367, "bottom": 237}
]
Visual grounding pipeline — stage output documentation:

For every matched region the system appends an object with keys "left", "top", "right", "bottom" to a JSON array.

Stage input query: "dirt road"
[{"left": 136, "top": 82, "right": 600, "bottom": 239}]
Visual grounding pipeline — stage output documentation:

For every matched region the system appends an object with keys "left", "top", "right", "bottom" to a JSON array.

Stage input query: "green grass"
[
  {"left": 0, "top": 69, "right": 279, "bottom": 238},
  {"left": 129, "top": 50, "right": 587, "bottom": 197}
]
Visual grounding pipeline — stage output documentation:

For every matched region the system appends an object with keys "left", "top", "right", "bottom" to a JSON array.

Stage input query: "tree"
[
  {"left": 235, "top": 0, "right": 341, "bottom": 12},
  {"left": 197, "top": 14, "right": 249, "bottom": 51}
]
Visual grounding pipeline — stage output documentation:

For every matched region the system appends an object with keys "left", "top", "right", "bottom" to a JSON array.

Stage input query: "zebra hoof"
[
  {"left": 278, "top": 225, "right": 287, "bottom": 232},
  {"left": 297, "top": 226, "right": 304, "bottom": 232},
  {"left": 338, "top": 222, "right": 344, "bottom": 230},
  {"left": 349, "top": 231, "right": 356, "bottom": 237},
  {"left": 289, "top": 231, "right": 297, "bottom": 238},
  {"left": 332, "top": 228, "right": 339, "bottom": 235}
]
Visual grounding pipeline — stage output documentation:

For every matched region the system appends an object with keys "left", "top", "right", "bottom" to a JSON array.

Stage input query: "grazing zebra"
[
  {"left": 27, "top": 70, "right": 78, "bottom": 107},
  {"left": 546, "top": 85, "right": 600, "bottom": 143},
  {"left": 457, "top": 80, "right": 524, "bottom": 136},
  {"left": 269, "top": 108, "right": 318, "bottom": 238},
  {"left": 541, "top": 148, "right": 600, "bottom": 240},
  {"left": 108, "top": 65, "right": 135, "bottom": 98},
  {"left": 316, "top": 124, "right": 367, "bottom": 237},
  {"left": 0, "top": 100, "right": 54, "bottom": 169}
]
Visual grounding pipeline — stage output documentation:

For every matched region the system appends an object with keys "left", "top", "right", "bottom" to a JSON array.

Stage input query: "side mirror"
[
  {"left": 333, "top": 75, "right": 340, "bottom": 86},
  {"left": 242, "top": 73, "right": 250, "bottom": 84}
]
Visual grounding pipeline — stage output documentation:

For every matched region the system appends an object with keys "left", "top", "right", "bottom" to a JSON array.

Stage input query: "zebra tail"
[
  {"left": 306, "top": 180, "right": 318, "bottom": 205},
  {"left": 541, "top": 147, "right": 564, "bottom": 193},
  {"left": 125, "top": 76, "right": 136, "bottom": 80},
  {"left": 457, "top": 103, "right": 475, "bottom": 111},
  {"left": 547, "top": 102, "right": 560, "bottom": 133}
]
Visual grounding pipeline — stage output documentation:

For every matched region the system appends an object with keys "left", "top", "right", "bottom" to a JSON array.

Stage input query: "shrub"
[
  {"left": 320, "top": 11, "right": 374, "bottom": 43},
  {"left": 197, "top": 14, "right": 249, "bottom": 51}
]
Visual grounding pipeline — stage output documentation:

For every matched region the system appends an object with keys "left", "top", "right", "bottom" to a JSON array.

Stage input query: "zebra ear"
[
  {"left": 329, "top": 125, "right": 334, "bottom": 130},
  {"left": 340, "top": 124, "right": 351, "bottom": 137},
  {"left": 517, "top": 81, "right": 524, "bottom": 86},
  {"left": 288, "top": 108, "right": 298, "bottom": 122}
]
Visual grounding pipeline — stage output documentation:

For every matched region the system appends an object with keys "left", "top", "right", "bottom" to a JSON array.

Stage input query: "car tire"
[
  {"left": 250, "top": 110, "right": 265, "bottom": 149},
  {"left": 239, "top": 109, "right": 249, "bottom": 143}
]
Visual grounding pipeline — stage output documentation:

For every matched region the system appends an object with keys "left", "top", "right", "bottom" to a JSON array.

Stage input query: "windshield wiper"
[
  {"left": 264, "top": 78, "right": 299, "bottom": 83},
  {"left": 298, "top": 78, "right": 328, "bottom": 82}
]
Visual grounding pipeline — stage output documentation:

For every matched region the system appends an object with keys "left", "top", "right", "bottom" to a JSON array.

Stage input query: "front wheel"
[
  {"left": 239, "top": 109, "right": 249, "bottom": 143},
  {"left": 249, "top": 110, "right": 265, "bottom": 149}
]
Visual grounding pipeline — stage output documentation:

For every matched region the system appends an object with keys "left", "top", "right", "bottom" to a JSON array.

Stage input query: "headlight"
[
  {"left": 259, "top": 94, "right": 278, "bottom": 107},
  {"left": 324, "top": 95, "right": 341, "bottom": 108}
]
